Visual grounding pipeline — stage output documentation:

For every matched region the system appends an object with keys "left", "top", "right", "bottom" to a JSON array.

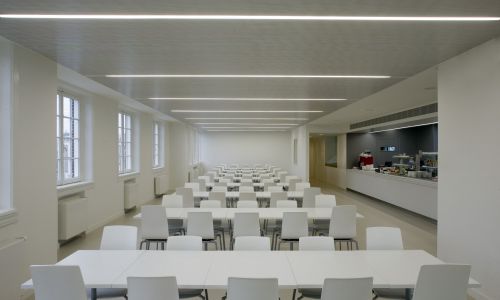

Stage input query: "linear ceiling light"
[
  {"left": 1, "top": 15, "right": 498, "bottom": 22},
  {"left": 107, "top": 74, "right": 389, "bottom": 79},
  {"left": 202, "top": 126, "right": 291, "bottom": 129},
  {"left": 186, "top": 117, "right": 309, "bottom": 120},
  {"left": 368, "top": 122, "right": 438, "bottom": 134},
  {"left": 172, "top": 110, "right": 323, "bottom": 113},
  {"left": 194, "top": 123, "right": 298, "bottom": 125},
  {"left": 148, "top": 97, "right": 347, "bottom": 101},
  {"left": 206, "top": 129, "right": 288, "bottom": 132}
]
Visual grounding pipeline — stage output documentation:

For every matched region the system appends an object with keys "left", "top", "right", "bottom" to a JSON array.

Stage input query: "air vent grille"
[{"left": 350, "top": 103, "right": 437, "bottom": 130}]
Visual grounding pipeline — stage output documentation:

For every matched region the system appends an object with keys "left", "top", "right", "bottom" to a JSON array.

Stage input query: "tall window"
[
  {"left": 118, "top": 112, "right": 133, "bottom": 174},
  {"left": 56, "top": 92, "right": 81, "bottom": 185},
  {"left": 152, "top": 121, "right": 163, "bottom": 168}
]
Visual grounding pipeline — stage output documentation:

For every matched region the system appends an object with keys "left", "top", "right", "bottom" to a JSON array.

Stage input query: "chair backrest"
[
  {"left": 141, "top": 205, "right": 169, "bottom": 239},
  {"left": 268, "top": 186, "right": 283, "bottom": 193},
  {"left": 315, "top": 194, "right": 336, "bottom": 208},
  {"left": 413, "top": 265, "right": 471, "bottom": 300},
  {"left": 196, "top": 179, "right": 206, "bottom": 192},
  {"left": 288, "top": 178, "right": 301, "bottom": 191},
  {"left": 184, "top": 182, "right": 200, "bottom": 191},
  {"left": 279, "top": 172, "right": 288, "bottom": 183},
  {"left": 31, "top": 265, "right": 87, "bottom": 300},
  {"left": 270, "top": 192, "right": 287, "bottom": 207},
  {"left": 263, "top": 182, "right": 276, "bottom": 191},
  {"left": 299, "top": 236, "right": 335, "bottom": 251},
  {"left": 220, "top": 178, "right": 232, "bottom": 183},
  {"left": 239, "top": 192, "right": 257, "bottom": 201},
  {"left": 209, "top": 191, "right": 227, "bottom": 207},
  {"left": 213, "top": 185, "right": 228, "bottom": 192},
  {"left": 176, "top": 187, "right": 194, "bottom": 207},
  {"left": 285, "top": 175, "right": 299, "bottom": 183},
  {"left": 214, "top": 182, "right": 227, "bottom": 187},
  {"left": 302, "top": 187, "right": 321, "bottom": 208},
  {"left": 240, "top": 181, "right": 253, "bottom": 186},
  {"left": 166, "top": 236, "right": 203, "bottom": 251},
  {"left": 227, "top": 277, "right": 279, "bottom": 300},
  {"left": 233, "top": 212, "right": 261, "bottom": 237},
  {"left": 281, "top": 212, "right": 308, "bottom": 239},
  {"left": 366, "top": 227, "right": 403, "bottom": 250},
  {"left": 162, "top": 194, "right": 183, "bottom": 208},
  {"left": 295, "top": 182, "right": 311, "bottom": 192},
  {"left": 262, "top": 178, "right": 275, "bottom": 184},
  {"left": 276, "top": 200, "right": 298, "bottom": 208},
  {"left": 234, "top": 236, "right": 271, "bottom": 251},
  {"left": 200, "top": 200, "right": 222, "bottom": 208},
  {"left": 329, "top": 205, "right": 357, "bottom": 239},
  {"left": 100, "top": 225, "right": 137, "bottom": 250},
  {"left": 237, "top": 200, "right": 259, "bottom": 208},
  {"left": 187, "top": 212, "right": 214, "bottom": 239},
  {"left": 239, "top": 186, "right": 254, "bottom": 193},
  {"left": 127, "top": 276, "right": 180, "bottom": 300},
  {"left": 320, "top": 277, "right": 373, "bottom": 300}
]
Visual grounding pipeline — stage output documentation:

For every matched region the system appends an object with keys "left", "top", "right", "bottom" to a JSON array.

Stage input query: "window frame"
[
  {"left": 56, "top": 91, "right": 82, "bottom": 186},
  {"left": 118, "top": 111, "right": 134, "bottom": 174},
  {"left": 152, "top": 121, "right": 164, "bottom": 169}
]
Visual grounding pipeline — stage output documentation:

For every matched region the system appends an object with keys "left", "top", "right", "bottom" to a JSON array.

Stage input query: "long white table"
[
  {"left": 133, "top": 207, "right": 365, "bottom": 220},
  {"left": 191, "top": 191, "right": 303, "bottom": 200},
  {"left": 21, "top": 250, "right": 480, "bottom": 300}
]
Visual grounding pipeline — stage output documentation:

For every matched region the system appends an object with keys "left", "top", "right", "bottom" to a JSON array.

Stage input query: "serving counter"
[{"left": 346, "top": 169, "right": 437, "bottom": 219}]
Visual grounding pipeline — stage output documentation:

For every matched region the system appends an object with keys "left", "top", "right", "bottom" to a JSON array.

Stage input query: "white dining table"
[
  {"left": 21, "top": 250, "right": 480, "bottom": 300},
  {"left": 191, "top": 191, "right": 303, "bottom": 199}
]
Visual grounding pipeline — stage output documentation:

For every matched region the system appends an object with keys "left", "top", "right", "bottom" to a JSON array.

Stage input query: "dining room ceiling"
[{"left": 1, "top": 0, "right": 500, "bottom": 130}]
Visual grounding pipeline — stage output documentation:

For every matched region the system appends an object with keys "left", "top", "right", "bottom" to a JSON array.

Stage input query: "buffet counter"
[{"left": 346, "top": 169, "right": 437, "bottom": 219}]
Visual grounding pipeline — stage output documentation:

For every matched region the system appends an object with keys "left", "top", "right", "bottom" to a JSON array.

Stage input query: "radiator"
[
  {"left": 124, "top": 181, "right": 138, "bottom": 210},
  {"left": 59, "top": 196, "right": 88, "bottom": 240},
  {"left": 154, "top": 175, "right": 168, "bottom": 196},
  {"left": 0, "top": 237, "right": 27, "bottom": 300}
]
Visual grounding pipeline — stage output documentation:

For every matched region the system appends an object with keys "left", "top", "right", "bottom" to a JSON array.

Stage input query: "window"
[
  {"left": 152, "top": 121, "right": 164, "bottom": 168},
  {"left": 118, "top": 112, "right": 133, "bottom": 174},
  {"left": 56, "top": 92, "right": 81, "bottom": 185}
]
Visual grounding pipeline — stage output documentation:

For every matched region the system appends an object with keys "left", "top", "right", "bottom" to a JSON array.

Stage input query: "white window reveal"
[{"left": 118, "top": 112, "right": 133, "bottom": 174}]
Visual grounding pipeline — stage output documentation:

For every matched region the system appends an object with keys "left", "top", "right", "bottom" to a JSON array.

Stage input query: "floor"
[{"left": 57, "top": 180, "right": 438, "bottom": 300}]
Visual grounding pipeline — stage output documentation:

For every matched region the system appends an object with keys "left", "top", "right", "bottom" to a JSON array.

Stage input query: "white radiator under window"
[
  {"left": 58, "top": 196, "right": 88, "bottom": 241},
  {"left": 124, "top": 181, "right": 138, "bottom": 210},
  {"left": 154, "top": 175, "right": 168, "bottom": 196}
]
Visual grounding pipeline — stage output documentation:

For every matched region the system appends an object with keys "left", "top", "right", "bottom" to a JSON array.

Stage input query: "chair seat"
[
  {"left": 87, "top": 288, "right": 128, "bottom": 299},
  {"left": 298, "top": 288, "right": 321, "bottom": 299},
  {"left": 179, "top": 288, "right": 204, "bottom": 299}
]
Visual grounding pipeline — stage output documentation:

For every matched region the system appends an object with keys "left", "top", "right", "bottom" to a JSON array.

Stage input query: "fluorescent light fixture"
[
  {"left": 172, "top": 110, "right": 323, "bottom": 113},
  {"left": 202, "top": 126, "right": 291, "bottom": 129},
  {"left": 185, "top": 117, "right": 309, "bottom": 120},
  {"left": 368, "top": 122, "right": 438, "bottom": 133},
  {"left": 107, "top": 74, "right": 389, "bottom": 79},
  {"left": 206, "top": 129, "right": 288, "bottom": 132},
  {"left": 148, "top": 97, "right": 347, "bottom": 101},
  {"left": 194, "top": 123, "right": 298, "bottom": 125},
  {"left": 1, "top": 14, "right": 498, "bottom": 22}
]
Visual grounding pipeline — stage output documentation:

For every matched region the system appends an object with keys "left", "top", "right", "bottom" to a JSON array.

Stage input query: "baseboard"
[
  {"left": 469, "top": 288, "right": 493, "bottom": 300},
  {"left": 86, "top": 210, "right": 124, "bottom": 234}
]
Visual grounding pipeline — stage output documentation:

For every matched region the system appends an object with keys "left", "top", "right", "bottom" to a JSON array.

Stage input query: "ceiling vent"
[{"left": 349, "top": 103, "right": 437, "bottom": 130}]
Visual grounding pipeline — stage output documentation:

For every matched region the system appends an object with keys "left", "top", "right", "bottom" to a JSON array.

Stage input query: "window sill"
[
  {"left": 118, "top": 172, "right": 140, "bottom": 181},
  {"left": 57, "top": 181, "right": 94, "bottom": 198},
  {"left": 0, "top": 209, "right": 18, "bottom": 228},
  {"left": 152, "top": 167, "right": 166, "bottom": 174}
]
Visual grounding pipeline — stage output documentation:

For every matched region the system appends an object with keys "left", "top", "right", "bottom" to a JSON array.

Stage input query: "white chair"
[
  {"left": 237, "top": 200, "right": 259, "bottom": 208},
  {"left": 209, "top": 191, "right": 227, "bottom": 207},
  {"left": 299, "top": 236, "right": 335, "bottom": 251},
  {"left": 166, "top": 236, "right": 203, "bottom": 251},
  {"left": 31, "top": 265, "right": 87, "bottom": 300},
  {"left": 200, "top": 200, "right": 221, "bottom": 208},
  {"left": 268, "top": 186, "right": 283, "bottom": 193},
  {"left": 184, "top": 182, "right": 200, "bottom": 191},
  {"left": 140, "top": 205, "right": 169, "bottom": 250},
  {"left": 220, "top": 178, "right": 232, "bottom": 184},
  {"left": 329, "top": 205, "right": 358, "bottom": 250},
  {"left": 196, "top": 179, "right": 206, "bottom": 192},
  {"left": 302, "top": 187, "right": 321, "bottom": 208},
  {"left": 200, "top": 199, "right": 226, "bottom": 248},
  {"left": 100, "top": 225, "right": 137, "bottom": 250},
  {"left": 226, "top": 277, "right": 279, "bottom": 300},
  {"left": 320, "top": 277, "right": 373, "bottom": 300},
  {"left": 366, "top": 227, "right": 403, "bottom": 250},
  {"left": 279, "top": 172, "right": 288, "bottom": 183},
  {"left": 187, "top": 212, "right": 221, "bottom": 250},
  {"left": 165, "top": 236, "right": 209, "bottom": 299},
  {"left": 285, "top": 175, "right": 300, "bottom": 183},
  {"left": 176, "top": 187, "right": 194, "bottom": 208},
  {"left": 231, "top": 212, "right": 261, "bottom": 249},
  {"left": 215, "top": 182, "right": 227, "bottom": 187},
  {"left": 239, "top": 192, "right": 257, "bottom": 201},
  {"left": 275, "top": 212, "right": 308, "bottom": 250},
  {"left": 314, "top": 195, "right": 336, "bottom": 207},
  {"left": 276, "top": 200, "right": 297, "bottom": 208},
  {"left": 162, "top": 195, "right": 185, "bottom": 235},
  {"left": 240, "top": 181, "right": 253, "bottom": 187},
  {"left": 295, "top": 182, "right": 311, "bottom": 192},
  {"left": 270, "top": 192, "right": 287, "bottom": 208},
  {"left": 234, "top": 236, "right": 271, "bottom": 251},
  {"left": 239, "top": 186, "right": 254, "bottom": 193},
  {"left": 412, "top": 265, "right": 471, "bottom": 300},
  {"left": 288, "top": 178, "right": 301, "bottom": 191},
  {"left": 127, "top": 277, "right": 180, "bottom": 300},
  {"left": 263, "top": 182, "right": 277, "bottom": 191},
  {"left": 213, "top": 185, "right": 228, "bottom": 192}
]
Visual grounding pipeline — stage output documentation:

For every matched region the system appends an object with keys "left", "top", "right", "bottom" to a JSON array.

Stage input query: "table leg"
[
  {"left": 405, "top": 288, "right": 413, "bottom": 300},
  {"left": 91, "top": 288, "right": 97, "bottom": 300}
]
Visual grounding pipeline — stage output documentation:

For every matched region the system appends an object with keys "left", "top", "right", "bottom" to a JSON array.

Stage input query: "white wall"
[
  {"left": 0, "top": 37, "right": 58, "bottom": 299},
  {"left": 200, "top": 131, "right": 292, "bottom": 172},
  {"left": 438, "top": 38, "right": 500, "bottom": 300},
  {"left": 290, "top": 126, "right": 309, "bottom": 180},
  {"left": 309, "top": 134, "right": 347, "bottom": 188},
  {"left": 168, "top": 122, "right": 193, "bottom": 188}
]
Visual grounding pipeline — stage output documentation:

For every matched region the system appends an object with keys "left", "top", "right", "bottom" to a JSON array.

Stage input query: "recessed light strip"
[
  {"left": 149, "top": 97, "right": 347, "bottom": 101},
  {"left": 107, "top": 74, "right": 389, "bottom": 79},
  {"left": 368, "top": 122, "right": 438, "bottom": 133},
  {"left": 202, "top": 126, "right": 291, "bottom": 129},
  {"left": 1, "top": 15, "right": 498, "bottom": 22},
  {"left": 186, "top": 117, "right": 309, "bottom": 120},
  {"left": 194, "top": 123, "right": 298, "bottom": 125},
  {"left": 172, "top": 110, "right": 323, "bottom": 113},
  {"left": 206, "top": 129, "right": 288, "bottom": 132}
]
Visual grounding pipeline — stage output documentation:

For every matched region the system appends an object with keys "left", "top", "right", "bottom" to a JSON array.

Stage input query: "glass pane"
[
  {"left": 73, "top": 139, "right": 79, "bottom": 158},
  {"left": 56, "top": 117, "right": 60, "bottom": 137},
  {"left": 118, "top": 113, "right": 122, "bottom": 127},
  {"left": 56, "top": 94, "right": 60, "bottom": 116},
  {"left": 56, "top": 160, "right": 61, "bottom": 183},
  {"left": 125, "top": 129, "right": 131, "bottom": 143},
  {"left": 72, "top": 120, "right": 79, "bottom": 139},
  {"left": 73, "top": 159, "right": 80, "bottom": 178},
  {"left": 63, "top": 117, "right": 71, "bottom": 137},
  {"left": 63, "top": 138, "right": 72, "bottom": 158},
  {"left": 118, "top": 142, "right": 123, "bottom": 157},
  {"left": 126, "top": 142, "right": 131, "bottom": 156},
  {"left": 118, "top": 157, "right": 123, "bottom": 173},
  {"left": 63, "top": 159, "right": 72, "bottom": 180},
  {"left": 126, "top": 156, "right": 132, "bottom": 171},
  {"left": 118, "top": 128, "right": 122, "bottom": 143},
  {"left": 72, "top": 99, "right": 79, "bottom": 119},
  {"left": 56, "top": 138, "right": 61, "bottom": 159},
  {"left": 125, "top": 115, "right": 131, "bottom": 129},
  {"left": 63, "top": 97, "right": 71, "bottom": 117}
]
